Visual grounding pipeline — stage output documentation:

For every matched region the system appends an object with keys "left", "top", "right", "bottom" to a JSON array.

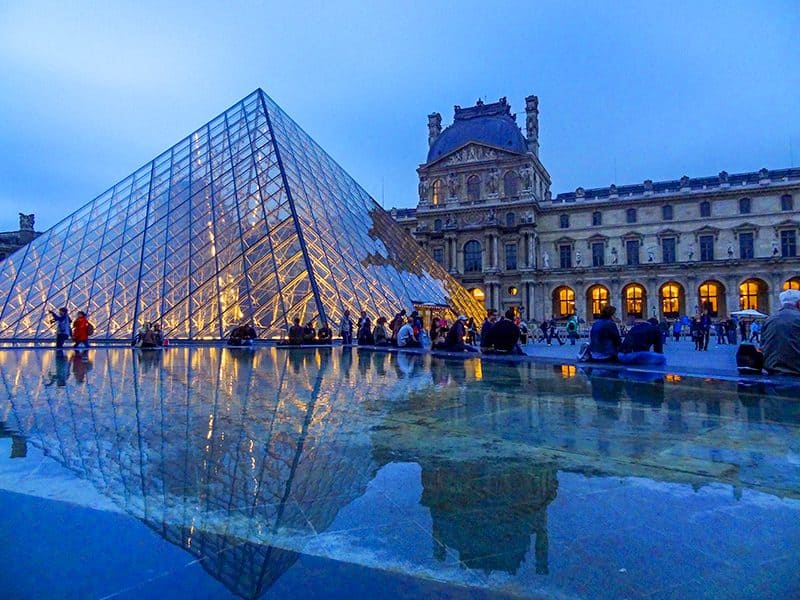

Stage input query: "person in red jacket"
[{"left": 72, "top": 311, "right": 93, "bottom": 348}]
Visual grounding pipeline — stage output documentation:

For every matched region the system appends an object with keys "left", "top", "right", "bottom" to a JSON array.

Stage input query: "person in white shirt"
[{"left": 397, "top": 317, "right": 421, "bottom": 348}]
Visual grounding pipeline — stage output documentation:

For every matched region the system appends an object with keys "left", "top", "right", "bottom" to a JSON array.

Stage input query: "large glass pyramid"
[{"left": 0, "top": 89, "right": 484, "bottom": 341}]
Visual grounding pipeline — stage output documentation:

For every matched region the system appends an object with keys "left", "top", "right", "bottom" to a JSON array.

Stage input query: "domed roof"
[{"left": 427, "top": 98, "right": 528, "bottom": 163}]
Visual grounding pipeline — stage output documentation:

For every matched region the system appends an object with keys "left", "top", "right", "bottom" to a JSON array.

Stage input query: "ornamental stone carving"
[
  {"left": 521, "top": 166, "right": 532, "bottom": 190},
  {"left": 418, "top": 178, "right": 428, "bottom": 201},
  {"left": 445, "top": 145, "right": 498, "bottom": 165},
  {"left": 19, "top": 213, "right": 34, "bottom": 231},
  {"left": 448, "top": 172, "right": 459, "bottom": 198},
  {"left": 486, "top": 169, "right": 499, "bottom": 195}
]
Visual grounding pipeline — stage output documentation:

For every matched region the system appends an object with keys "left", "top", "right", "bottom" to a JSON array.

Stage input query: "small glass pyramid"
[{"left": 0, "top": 89, "right": 484, "bottom": 340}]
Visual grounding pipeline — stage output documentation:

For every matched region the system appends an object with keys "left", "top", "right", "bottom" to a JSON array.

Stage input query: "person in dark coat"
[
  {"left": 441, "top": 315, "right": 478, "bottom": 352},
  {"left": 618, "top": 317, "right": 666, "bottom": 365},
  {"left": 484, "top": 309, "right": 525, "bottom": 354},
  {"left": 586, "top": 305, "right": 621, "bottom": 362},
  {"left": 479, "top": 310, "right": 498, "bottom": 350}
]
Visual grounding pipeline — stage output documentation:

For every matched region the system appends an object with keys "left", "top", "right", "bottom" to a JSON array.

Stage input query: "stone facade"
[
  {"left": 0, "top": 214, "right": 40, "bottom": 260},
  {"left": 398, "top": 97, "right": 800, "bottom": 322}
]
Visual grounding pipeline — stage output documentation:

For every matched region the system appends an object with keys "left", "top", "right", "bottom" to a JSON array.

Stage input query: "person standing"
[
  {"left": 761, "top": 289, "right": 800, "bottom": 375},
  {"left": 72, "top": 311, "right": 93, "bottom": 348},
  {"left": 749, "top": 320, "right": 761, "bottom": 344},
  {"left": 339, "top": 309, "right": 354, "bottom": 345},
  {"left": 49, "top": 307, "right": 71, "bottom": 348}
]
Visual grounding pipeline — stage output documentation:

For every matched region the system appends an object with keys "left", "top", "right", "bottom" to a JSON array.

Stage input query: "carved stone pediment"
[
  {"left": 656, "top": 228, "right": 681, "bottom": 240},
  {"left": 426, "top": 143, "right": 521, "bottom": 168},
  {"left": 693, "top": 225, "right": 721, "bottom": 240}
]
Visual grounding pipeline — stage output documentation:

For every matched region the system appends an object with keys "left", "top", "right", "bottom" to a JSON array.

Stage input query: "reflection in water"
[{"left": 0, "top": 348, "right": 798, "bottom": 597}]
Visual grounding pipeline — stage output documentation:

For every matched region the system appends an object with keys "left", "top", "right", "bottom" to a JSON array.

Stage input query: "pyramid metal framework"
[{"left": 0, "top": 89, "right": 484, "bottom": 340}]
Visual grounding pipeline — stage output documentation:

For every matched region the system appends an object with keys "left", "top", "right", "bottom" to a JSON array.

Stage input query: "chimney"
[
  {"left": 525, "top": 95, "right": 539, "bottom": 157},
  {"left": 427, "top": 112, "right": 442, "bottom": 147}
]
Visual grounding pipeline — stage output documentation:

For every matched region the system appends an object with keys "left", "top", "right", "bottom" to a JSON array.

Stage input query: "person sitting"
[
  {"left": 397, "top": 316, "right": 422, "bottom": 348},
  {"left": 583, "top": 304, "right": 621, "bottom": 362},
  {"left": 301, "top": 321, "right": 316, "bottom": 343},
  {"left": 228, "top": 323, "right": 255, "bottom": 346},
  {"left": 357, "top": 311, "right": 374, "bottom": 345},
  {"left": 133, "top": 322, "right": 151, "bottom": 347},
  {"left": 152, "top": 323, "right": 165, "bottom": 346},
  {"left": 483, "top": 310, "right": 525, "bottom": 355},
  {"left": 479, "top": 310, "right": 498, "bottom": 351},
  {"left": 736, "top": 342, "right": 765, "bottom": 374},
  {"left": 317, "top": 323, "right": 332, "bottom": 343},
  {"left": 617, "top": 317, "right": 666, "bottom": 365},
  {"left": 761, "top": 289, "right": 800, "bottom": 376},
  {"left": 287, "top": 318, "right": 304, "bottom": 345},
  {"left": 372, "top": 317, "right": 389, "bottom": 346},
  {"left": 438, "top": 315, "right": 479, "bottom": 352},
  {"left": 141, "top": 325, "right": 160, "bottom": 348}
]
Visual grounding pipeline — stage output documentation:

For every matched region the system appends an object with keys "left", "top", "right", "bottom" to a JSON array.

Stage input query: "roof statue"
[{"left": 0, "top": 89, "right": 484, "bottom": 341}]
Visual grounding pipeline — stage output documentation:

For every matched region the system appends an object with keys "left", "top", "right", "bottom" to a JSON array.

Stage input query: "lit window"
[
  {"left": 784, "top": 278, "right": 800, "bottom": 290},
  {"left": 739, "top": 279, "right": 763, "bottom": 311},
  {"left": 626, "top": 208, "right": 637, "bottom": 224},
  {"left": 508, "top": 286, "right": 519, "bottom": 296},
  {"left": 559, "top": 214, "right": 570, "bottom": 229},
  {"left": 739, "top": 197, "right": 751, "bottom": 214},
  {"left": 467, "top": 176, "right": 480, "bottom": 202},
  {"left": 662, "top": 205, "right": 673, "bottom": 220},
  {"left": 432, "top": 179, "right": 443, "bottom": 205},
  {"left": 554, "top": 286, "right": 575, "bottom": 317},
  {"left": 588, "top": 285, "right": 609, "bottom": 317},
  {"left": 464, "top": 240, "right": 482, "bottom": 272},
  {"left": 699, "top": 281, "right": 720, "bottom": 316},
  {"left": 471, "top": 288, "right": 485, "bottom": 301},
  {"left": 624, "top": 284, "right": 645, "bottom": 318},
  {"left": 661, "top": 283, "right": 680, "bottom": 318}
]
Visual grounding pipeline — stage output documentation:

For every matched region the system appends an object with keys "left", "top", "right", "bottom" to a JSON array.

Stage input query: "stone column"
[
  {"left": 493, "top": 236, "right": 499, "bottom": 271},
  {"left": 484, "top": 235, "right": 492, "bottom": 272}
]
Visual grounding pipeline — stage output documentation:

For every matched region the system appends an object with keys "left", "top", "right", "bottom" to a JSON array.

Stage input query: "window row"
[
  {"left": 556, "top": 230, "right": 797, "bottom": 268},
  {"left": 551, "top": 277, "right": 800, "bottom": 320},
  {"left": 559, "top": 194, "right": 794, "bottom": 229}
]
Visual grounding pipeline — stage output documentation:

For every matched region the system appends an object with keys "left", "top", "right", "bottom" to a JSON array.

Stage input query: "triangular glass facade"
[{"left": 0, "top": 89, "right": 484, "bottom": 340}]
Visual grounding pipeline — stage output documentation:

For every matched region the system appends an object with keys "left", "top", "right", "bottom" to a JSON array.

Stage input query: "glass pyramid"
[{"left": 0, "top": 89, "right": 484, "bottom": 341}]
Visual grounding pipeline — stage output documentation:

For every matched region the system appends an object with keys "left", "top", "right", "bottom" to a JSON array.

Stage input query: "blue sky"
[{"left": 1, "top": 0, "right": 799, "bottom": 232}]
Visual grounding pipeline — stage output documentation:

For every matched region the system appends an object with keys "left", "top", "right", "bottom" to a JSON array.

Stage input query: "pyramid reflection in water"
[{"left": 0, "top": 89, "right": 483, "bottom": 341}]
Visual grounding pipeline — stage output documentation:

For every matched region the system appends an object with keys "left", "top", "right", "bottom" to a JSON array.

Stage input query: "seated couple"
[
  {"left": 284, "top": 318, "right": 332, "bottom": 345},
  {"left": 227, "top": 323, "right": 257, "bottom": 346},
  {"left": 581, "top": 305, "right": 665, "bottom": 366},
  {"left": 479, "top": 309, "right": 526, "bottom": 355},
  {"left": 133, "top": 322, "right": 164, "bottom": 348},
  {"left": 431, "top": 315, "right": 479, "bottom": 353}
]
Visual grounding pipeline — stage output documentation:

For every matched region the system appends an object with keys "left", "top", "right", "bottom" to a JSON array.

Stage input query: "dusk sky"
[{"left": 1, "top": 1, "right": 799, "bottom": 232}]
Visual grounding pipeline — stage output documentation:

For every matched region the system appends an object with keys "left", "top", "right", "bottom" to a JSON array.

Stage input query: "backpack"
[{"left": 87, "top": 322, "right": 95, "bottom": 337}]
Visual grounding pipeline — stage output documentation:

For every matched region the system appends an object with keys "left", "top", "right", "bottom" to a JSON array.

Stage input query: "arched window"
[
  {"left": 662, "top": 205, "right": 673, "bottom": 220},
  {"left": 432, "top": 179, "right": 443, "bottom": 205},
  {"left": 624, "top": 284, "right": 645, "bottom": 318},
  {"left": 506, "top": 212, "right": 515, "bottom": 227},
  {"left": 700, "top": 201, "right": 711, "bottom": 217},
  {"left": 739, "top": 279, "right": 767, "bottom": 311},
  {"left": 587, "top": 285, "right": 609, "bottom": 318},
  {"left": 553, "top": 286, "right": 576, "bottom": 317},
  {"left": 626, "top": 208, "right": 637, "bottom": 223},
  {"left": 504, "top": 171, "right": 520, "bottom": 197},
  {"left": 464, "top": 240, "right": 482, "bottom": 272},
  {"left": 559, "top": 214, "right": 570, "bottom": 229},
  {"left": 739, "top": 197, "right": 751, "bottom": 214},
  {"left": 660, "top": 282, "right": 681, "bottom": 318},
  {"left": 433, "top": 218, "right": 442, "bottom": 232},
  {"left": 470, "top": 288, "right": 485, "bottom": 302},
  {"left": 467, "top": 176, "right": 481, "bottom": 202},
  {"left": 784, "top": 277, "right": 800, "bottom": 290},
  {"left": 699, "top": 281, "right": 721, "bottom": 316}
]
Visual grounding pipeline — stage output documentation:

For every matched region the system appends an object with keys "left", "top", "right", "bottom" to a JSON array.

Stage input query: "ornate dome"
[{"left": 427, "top": 98, "right": 528, "bottom": 163}]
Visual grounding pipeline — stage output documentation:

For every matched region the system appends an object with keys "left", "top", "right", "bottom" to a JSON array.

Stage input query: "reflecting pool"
[{"left": 0, "top": 347, "right": 798, "bottom": 599}]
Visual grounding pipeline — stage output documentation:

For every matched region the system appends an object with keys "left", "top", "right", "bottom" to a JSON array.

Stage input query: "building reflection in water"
[{"left": 0, "top": 348, "right": 798, "bottom": 596}]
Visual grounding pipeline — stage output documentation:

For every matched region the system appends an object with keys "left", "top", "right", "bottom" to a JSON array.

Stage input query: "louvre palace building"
[{"left": 391, "top": 95, "right": 800, "bottom": 323}]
